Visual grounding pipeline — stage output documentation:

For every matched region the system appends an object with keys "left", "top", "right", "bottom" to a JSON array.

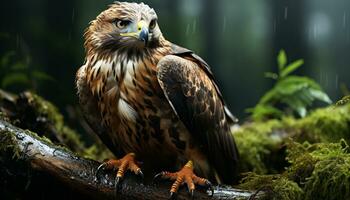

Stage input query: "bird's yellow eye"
[
  {"left": 115, "top": 19, "right": 131, "bottom": 29},
  {"left": 149, "top": 19, "right": 157, "bottom": 30}
]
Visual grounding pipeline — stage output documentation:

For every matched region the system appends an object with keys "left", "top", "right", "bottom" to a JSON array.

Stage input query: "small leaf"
[
  {"left": 280, "top": 59, "right": 304, "bottom": 78},
  {"left": 309, "top": 89, "right": 332, "bottom": 104},
  {"left": 31, "top": 70, "right": 55, "bottom": 81},
  {"left": 264, "top": 72, "right": 278, "bottom": 80},
  {"left": 1, "top": 51, "right": 16, "bottom": 68},
  {"left": 247, "top": 104, "right": 283, "bottom": 121},
  {"left": 296, "top": 106, "right": 307, "bottom": 117},
  {"left": 10, "top": 61, "right": 28, "bottom": 70},
  {"left": 277, "top": 50, "right": 287, "bottom": 72},
  {"left": 1, "top": 73, "right": 30, "bottom": 88}
]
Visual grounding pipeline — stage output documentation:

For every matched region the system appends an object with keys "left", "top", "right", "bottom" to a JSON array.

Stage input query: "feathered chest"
[{"left": 85, "top": 50, "right": 175, "bottom": 142}]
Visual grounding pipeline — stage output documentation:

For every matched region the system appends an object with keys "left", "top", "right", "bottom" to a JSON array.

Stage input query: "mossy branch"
[{"left": 0, "top": 119, "right": 258, "bottom": 200}]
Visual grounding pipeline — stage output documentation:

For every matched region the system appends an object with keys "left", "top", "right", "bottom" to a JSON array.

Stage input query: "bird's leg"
[
  {"left": 154, "top": 160, "right": 213, "bottom": 198},
  {"left": 95, "top": 153, "right": 143, "bottom": 192}
]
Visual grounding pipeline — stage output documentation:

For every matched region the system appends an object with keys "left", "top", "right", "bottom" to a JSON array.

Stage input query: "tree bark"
[{"left": 0, "top": 119, "right": 259, "bottom": 200}]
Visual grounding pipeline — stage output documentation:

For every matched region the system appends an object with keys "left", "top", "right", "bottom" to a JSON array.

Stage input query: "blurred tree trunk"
[
  {"left": 271, "top": 0, "right": 309, "bottom": 75},
  {"left": 201, "top": 0, "right": 220, "bottom": 67}
]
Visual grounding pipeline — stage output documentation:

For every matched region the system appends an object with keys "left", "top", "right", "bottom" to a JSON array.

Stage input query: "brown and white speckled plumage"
[{"left": 76, "top": 1, "right": 239, "bottom": 184}]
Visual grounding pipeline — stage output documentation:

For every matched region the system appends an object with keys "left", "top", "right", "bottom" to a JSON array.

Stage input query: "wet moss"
[
  {"left": 239, "top": 173, "right": 303, "bottom": 200},
  {"left": 82, "top": 143, "right": 114, "bottom": 161},
  {"left": 239, "top": 140, "right": 350, "bottom": 200},
  {"left": 235, "top": 104, "right": 350, "bottom": 174},
  {"left": 294, "top": 105, "right": 350, "bottom": 143},
  {"left": 21, "top": 92, "right": 86, "bottom": 153},
  {"left": 0, "top": 129, "right": 21, "bottom": 159},
  {"left": 234, "top": 120, "right": 285, "bottom": 174},
  {"left": 287, "top": 140, "right": 350, "bottom": 200}
]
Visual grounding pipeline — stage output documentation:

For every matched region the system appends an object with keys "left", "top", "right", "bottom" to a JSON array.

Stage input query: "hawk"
[{"left": 76, "top": 1, "right": 239, "bottom": 196}]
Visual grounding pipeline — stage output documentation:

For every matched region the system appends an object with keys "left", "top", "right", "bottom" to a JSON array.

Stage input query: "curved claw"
[
  {"left": 95, "top": 162, "right": 107, "bottom": 179},
  {"left": 137, "top": 168, "right": 144, "bottom": 179},
  {"left": 115, "top": 176, "right": 121, "bottom": 195},
  {"left": 153, "top": 172, "right": 165, "bottom": 182},
  {"left": 169, "top": 192, "right": 177, "bottom": 200},
  {"left": 205, "top": 180, "right": 214, "bottom": 197},
  {"left": 190, "top": 189, "right": 194, "bottom": 199}
]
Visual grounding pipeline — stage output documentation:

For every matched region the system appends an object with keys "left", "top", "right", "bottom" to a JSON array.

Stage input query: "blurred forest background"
[{"left": 0, "top": 0, "right": 349, "bottom": 128}]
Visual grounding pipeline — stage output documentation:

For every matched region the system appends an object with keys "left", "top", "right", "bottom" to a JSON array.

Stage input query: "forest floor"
[{"left": 0, "top": 89, "right": 350, "bottom": 200}]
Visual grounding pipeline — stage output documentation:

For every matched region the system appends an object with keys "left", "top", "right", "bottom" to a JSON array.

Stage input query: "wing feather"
[
  {"left": 170, "top": 44, "right": 238, "bottom": 124},
  {"left": 157, "top": 54, "right": 239, "bottom": 184}
]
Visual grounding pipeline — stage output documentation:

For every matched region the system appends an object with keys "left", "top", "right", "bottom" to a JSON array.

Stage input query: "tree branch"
[{"left": 0, "top": 119, "right": 259, "bottom": 200}]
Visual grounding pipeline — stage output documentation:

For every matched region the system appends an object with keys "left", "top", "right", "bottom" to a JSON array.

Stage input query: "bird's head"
[{"left": 84, "top": 1, "right": 163, "bottom": 55}]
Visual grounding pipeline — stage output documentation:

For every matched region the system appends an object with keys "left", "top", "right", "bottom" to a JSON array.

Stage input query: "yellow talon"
[{"left": 185, "top": 160, "right": 193, "bottom": 168}]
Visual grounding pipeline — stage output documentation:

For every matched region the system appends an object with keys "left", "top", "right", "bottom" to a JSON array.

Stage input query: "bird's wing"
[
  {"left": 156, "top": 52, "right": 239, "bottom": 184},
  {"left": 76, "top": 65, "right": 124, "bottom": 157},
  {"left": 170, "top": 44, "right": 238, "bottom": 124}
]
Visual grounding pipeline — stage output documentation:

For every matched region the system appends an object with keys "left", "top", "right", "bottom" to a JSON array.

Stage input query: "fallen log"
[{"left": 0, "top": 119, "right": 259, "bottom": 200}]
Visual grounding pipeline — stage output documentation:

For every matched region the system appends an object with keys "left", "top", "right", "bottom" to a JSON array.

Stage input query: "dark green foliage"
[
  {"left": 0, "top": 36, "right": 53, "bottom": 92},
  {"left": 247, "top": 50, "right": 331, "bottom": 121}
]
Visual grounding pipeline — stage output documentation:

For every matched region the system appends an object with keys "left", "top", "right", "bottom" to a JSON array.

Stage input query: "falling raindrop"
[
  {"left": 192, "top": 19, "right": 197, "bottom": 34},
  {"left": 273, "top": 19, "right": 277, "bottom": 33},
  {"left": 72, "top": 8, "right": 75, "bottom": 24},
  {"left": 284, "top": 7, "right": 288, "bottom": 20},
  {"left": 313, "top": 24, "right": 318, "bottom": 40},
  {"left": 343, "top": 12, "right": 347, "bottom": 29},
  {"left": 186, "top": 23, "right": 190, "bottom": 35},
  {"left": 222, "top": 16, "right": 226, "bottom": 33},
  {"left": 335, "top": 74, "right": 339, "bottom": 90}
]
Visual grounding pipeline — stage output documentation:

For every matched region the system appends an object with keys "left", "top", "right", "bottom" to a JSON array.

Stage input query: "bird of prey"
[{"left": 76, "top": 1, "right": 239, "bottom": 196}]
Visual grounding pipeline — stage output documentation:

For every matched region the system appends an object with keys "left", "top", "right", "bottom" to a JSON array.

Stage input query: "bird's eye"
[
  {"left": 115, "top": 19, "right": 131, "bottom": 29},
  {"left": 149, "top": 19, "right": 157, "bottom": 30}
]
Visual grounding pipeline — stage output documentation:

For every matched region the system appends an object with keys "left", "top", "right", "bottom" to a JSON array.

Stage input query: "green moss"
[
  {"left": 239, "top": 173, "right": 303, "bottom": 200},
  {"left": 0, "top": 129, "right": 21, "bottom": 159},
  {"left": 82, "top": 143, "right": 114, "bottom": 161},
  {"left": 0, "top": 111, "right": 10, "bottom": 122},
  {"left": 23, "top": 129, "right": 76, "bottom": 154},
  {"left": 294, "top": 104, "right": 350, "bottom": 143},
  {"left": 234, "top": 120, "right": 286, "bottom": 173},
  {"left": 236, "top": 104, "right": 350, "bottom": 174},
  {"left": 238, "top": 140, "right": 350, "bottom": 200},
  {"left": 286, "top": 140, "right": 350, "bottom": 200},
  {"left": 335, "top": 95, "right": 350, "bottom": 106},
  {"left": 25, "top": 92, "right": 86, "bottom": 153}
]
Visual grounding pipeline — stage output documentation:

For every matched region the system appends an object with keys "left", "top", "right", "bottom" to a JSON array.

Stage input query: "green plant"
[
  {"left": 247, "top": 50, "right": 331, "bottom": 121},
  {"left": 0, "top": 34, "right": 53, "bottom": 92}
]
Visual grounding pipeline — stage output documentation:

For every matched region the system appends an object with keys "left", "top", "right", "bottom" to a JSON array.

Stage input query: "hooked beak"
[
  {"left": 139, "top": 27, "right": 149, "bottom": 44},
  {"left": 120, "top": 21, "right": 149, "bottom": 45}
]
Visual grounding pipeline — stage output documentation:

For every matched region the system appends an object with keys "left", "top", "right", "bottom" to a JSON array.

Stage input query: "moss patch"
[
  {"left": 239, "top": 173, "right": 303, "bottom": 200},
  {"left": 23, "top": 92, "right": 85, "bottom": 152},
  {"left": 0, "top": 129, "right": 21, "bottom": 159},
  {"left": 294, "top": 105, "right": 350, "bottom": 143},
  {"left": 288, "top": 140, "right": 350, "bottom": 200},
  {"left": 235, "top": 104, "right": 350, "bottom": 174},
  {"left": 234, "top": 120, "right": 285, "bottom": 174},
  {"left": 239, "top": 140, "right": 350, "bottom": 200}
]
